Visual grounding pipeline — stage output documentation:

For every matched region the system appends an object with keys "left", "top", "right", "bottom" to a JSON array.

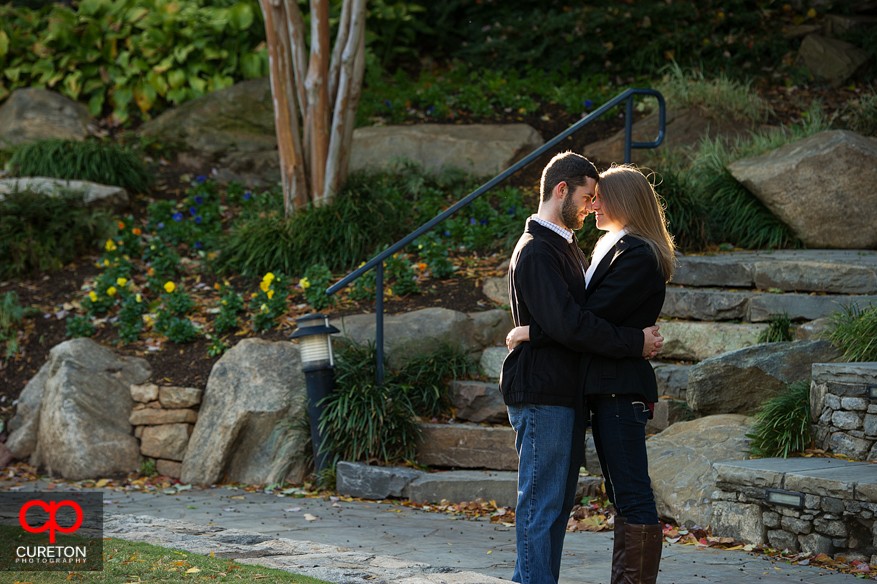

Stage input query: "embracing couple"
[{"left": 500, "top": 151, "right": 675, "bottom": 584}]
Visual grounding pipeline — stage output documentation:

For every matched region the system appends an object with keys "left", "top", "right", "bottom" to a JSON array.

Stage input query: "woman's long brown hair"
[{"left": 596, "top": 165, "right": 676, "bottom": 282}]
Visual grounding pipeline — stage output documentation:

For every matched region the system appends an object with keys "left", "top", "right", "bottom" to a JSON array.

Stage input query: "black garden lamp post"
[{"left": 290, "top": 313, "right": 340, "bottom": 474}]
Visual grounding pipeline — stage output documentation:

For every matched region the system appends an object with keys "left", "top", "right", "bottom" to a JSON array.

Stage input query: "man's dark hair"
[{"left": 540, "top": 151, "right": 598, "bottom": 202}]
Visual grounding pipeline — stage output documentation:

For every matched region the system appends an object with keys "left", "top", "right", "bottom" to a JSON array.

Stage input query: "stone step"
[
  {"left": 335, "top": 461, "right": 603, "bottom": 509},
  {"left": 673, "top": 250, "right": 877, "bottom": 294},
  {"left": 416, "top": 423, "right": 517, "bottom": 471},
  {"left": 658, "top": 320, "right": 767, "bottom": 362},
  {"left": 661, "top": 287, "right": 877, "bottom": 323}
]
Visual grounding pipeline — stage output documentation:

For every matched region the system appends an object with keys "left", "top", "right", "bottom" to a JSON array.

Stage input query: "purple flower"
[
  {"left": 194, "top": 241, "right": 203, "bottom": 249},
  {"left": 195, "top": 216, "right": 203, "bottom": 224},
  {"left": 583, "top": 99, "right": 594, "bottom": 109},
  {"left": 480, "top": 219, "right": 488, "bottom": 226},
  {"left": 444, "top": 230, "right": 451, "bottom": 237},
  {"left": 194, "top": 196, "right": 204, "bottom": 205},
  {"left": 243, "top": 191, "right": 252, "bottom": 201},
  {"left": 157, "top": 222, "right": 165, "bottom": 229},
  {"left": 196, "top": 175, "right": 207, "bottom": 183},
  {"left": 384, "top": 100, "right": 391, "bottom": 108},
  {"left": 469, "top": 218, "right": 476, "bottom": 225},
  {"left": 189, "top": 207, "right": 197, "bottom": 216},
  {"left": 508, "top": 206, "right": 517, "bottom": 215},
  {"left": 173, "top": 213, "right": 183, "bottom": 222}
]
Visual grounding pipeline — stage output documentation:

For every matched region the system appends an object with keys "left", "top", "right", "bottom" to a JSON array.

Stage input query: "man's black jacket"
[{"left": 499, "top": 218, "right": 643, "bottom": 407}]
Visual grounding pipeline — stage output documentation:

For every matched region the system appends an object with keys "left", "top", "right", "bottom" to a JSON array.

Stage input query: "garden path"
[{"left": 4, "top": 480, "right": 865, "bottom": 584}]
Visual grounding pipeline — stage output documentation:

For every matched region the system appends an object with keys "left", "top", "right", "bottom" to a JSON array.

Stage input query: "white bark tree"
[{"left": 258, "top": 0, "right": 367, "bottom": 215}]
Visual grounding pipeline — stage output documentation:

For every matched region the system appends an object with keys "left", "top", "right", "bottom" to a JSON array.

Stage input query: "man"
[{"left": 500, "top": 151, "right": 662, "bottom": 584}]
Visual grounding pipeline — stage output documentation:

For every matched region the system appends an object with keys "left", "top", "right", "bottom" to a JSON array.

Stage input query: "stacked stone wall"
[
  {"left": 810, "top": 363, "right": 877, "bottom": 460},
  {"left": 129, "top": 383, "right": 203, "bottom": 478}
]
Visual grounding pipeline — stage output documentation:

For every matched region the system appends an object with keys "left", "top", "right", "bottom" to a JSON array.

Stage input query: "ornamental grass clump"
[
  {"left": 829, "top": 302, "right": 877, "bottom": 363},
  {"left": 393, "top": 342, "right": 481, "bottom": 419},
  {"left": 758, "top": 311, "right": 794, "bottom": 344},
  {"left": 746, "top": 380, "right": 812, "bottom": 459},
  {"left": 8, "top": 140, "right": 152, "bottom": 193},
  {"left": 0, "top": 189, "right": 114, "bottom": 279}
]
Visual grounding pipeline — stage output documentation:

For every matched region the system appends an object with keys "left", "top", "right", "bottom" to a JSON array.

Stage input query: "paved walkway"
[{"left": 2, "top": 481, "right": 865, "bottom": 583}]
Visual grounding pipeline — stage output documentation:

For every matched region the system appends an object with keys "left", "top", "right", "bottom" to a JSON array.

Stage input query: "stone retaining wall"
[
  {"left": 129, "top": 383, "right": 203, "bottom": 478},
  {"left": 811, "top": 363, "right": 877, "bottom": 460},
  {"left": 711, "top": 458, "right": 877, "bottom": 562}
]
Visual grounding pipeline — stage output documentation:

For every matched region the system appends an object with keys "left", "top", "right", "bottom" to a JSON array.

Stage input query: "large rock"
[
  {"left": 139, "top": 79, "right": 278, "bottom": 184},
  {"left": 140, "top": 424, "right": 190, "bottom": 462},
  {"left": 451, "top": 380, "right": 507, "bottom": 424},
  {"left": 0, "top": 177, "right": 128, "bottom": 211},
  {"left": 350, "top": 124, "right": 543, "bottom": 177},
  {"left": 0, "top": 88, "right": 93, "bottom": 146},
  {"left": 686, "top": 340, "right": 840, "bottom": 417},
  {"left": 583, "top": 107, "right": 754, "bottom": 165},
  {"left": 797, "top": 34, "right": 870, "bottom": 86},
  {"left": 335, "top": 462, "right": 425, "bottom": 500},
  {"left": 181, "top": 338, "right": 306, "bottom": 486},
  {"left": 331, "top": 308, "right": 510, "bottom": 369},
  {"left": 140, "top": 78, "right": 543, "bottom": 183},
  {"left": 658, "top": 321, "right": 767, "bottom": 362},
  {"left": 5, "top": 338, "right": 149, "bottom": 479},
  {"left": 729, "top": 130, "right": 877, "bottom": 249},
  {"left": 652, "top": 362, "right": 690, "bottom": 400},
  {"left": 647, "top": 415, "right": 753, "bottom": 527}
]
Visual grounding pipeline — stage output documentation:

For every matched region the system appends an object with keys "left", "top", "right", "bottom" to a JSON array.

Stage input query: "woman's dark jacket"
[
  {"left": 529, "top": 234, "right": 666, "bottom": 403},
  {"left": 499, "top": 219, "right": 645, "bottom": 408}
]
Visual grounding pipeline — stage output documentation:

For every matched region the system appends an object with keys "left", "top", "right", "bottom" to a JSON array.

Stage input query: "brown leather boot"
[
  {"left": 622, "top": 523, "right": 663, "bottom": 584},
  {"left": 611, "top": 516, "right": 627, "bottom": 584}
]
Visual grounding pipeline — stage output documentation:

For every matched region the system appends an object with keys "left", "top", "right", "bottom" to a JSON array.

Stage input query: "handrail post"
[
  {"left": 624, "top": 95, "right": 634, "bottom": 164},
  {"left": 375, "top": 261, "right": 384, "bottom": 386}
]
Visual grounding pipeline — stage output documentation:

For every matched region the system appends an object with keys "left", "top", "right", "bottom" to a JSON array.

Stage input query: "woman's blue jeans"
[
  {"left": 508, "top": 403, "right": 583, "bottom": 584},
  {"left": 589, "top": 394, "right": 659, "bottom": 526}
]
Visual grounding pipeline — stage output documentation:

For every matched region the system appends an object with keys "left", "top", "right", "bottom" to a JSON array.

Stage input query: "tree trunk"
[{"left": 305, "top": 0, "right": 331, "bottom": 205}]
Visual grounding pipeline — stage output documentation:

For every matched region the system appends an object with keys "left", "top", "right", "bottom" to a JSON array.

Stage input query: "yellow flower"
[
  {"left": 107, "top": 286, "right": 117, "bottom": 297},
  {"left": 135, "top": 293, "right": 142, "bottom": 303},
  {"left": 116, "top": 278, "right": 127, "bottom": 287},
  {"left": 263, "top": 272, "right": 275, "bottom": 284},
  {"left": 105, "top": 239, "right": 117, "bottom": 251},
  {"left": 267, "top": 289, "right": 274, "bottom": 300},
  {"left": 251, "top": 292, "right": 258, "bottom": 298},
  {"left": 88, "top": 291, "right": 98, "bottom": 302},
  {"left": 164, "top": 281, "right": 176, "bottom": 293},
  {"left": 221, "top": 299, "right": 227, "bottom": 305},
  {"left": 300, "top": 277, "right": 310, "bottom": 289},
  {"left": 260, "top": 303, "right": 268, "bottom": 312},
  {"left": 103, "top": 259, "right": 110, "bottom": 267},
  {"left": 386, "top": 287, "right": 393, "bottom": 296},
  {"left": 260, "top": 280, "right": 270, "bottom": 292}
]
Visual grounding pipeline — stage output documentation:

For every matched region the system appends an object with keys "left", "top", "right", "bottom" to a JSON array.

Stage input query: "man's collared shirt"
[{"left": 531, "top": 215, "right": 573, "bottom": 243}]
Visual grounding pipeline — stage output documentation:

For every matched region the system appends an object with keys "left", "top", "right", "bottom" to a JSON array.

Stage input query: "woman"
[{"left": 506, "top": 164, "right": 675, "bottom": 584}]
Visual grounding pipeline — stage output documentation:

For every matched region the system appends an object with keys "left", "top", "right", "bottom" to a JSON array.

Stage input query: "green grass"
[
  {"left": 1, "top": 533, "right": 331, "bottom": 583},
  {"left": 746, "top": 379, "right": 812, "bottom": 459},
  {"left": 828, "top": 302, "right": 877, "bottom": 363},
  {"left": 8, "top": 139, "right": 153, "bottom": 193}
]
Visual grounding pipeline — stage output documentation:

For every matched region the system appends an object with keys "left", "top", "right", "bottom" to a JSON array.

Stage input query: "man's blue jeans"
[
  {"left": 590, "top": 394, "right": 659, "bottom": 525},
  {"left": 508, "top": 403, "right": 583, "bottom": 584}
]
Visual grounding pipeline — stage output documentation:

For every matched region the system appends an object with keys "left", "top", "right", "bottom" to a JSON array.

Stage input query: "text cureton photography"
[{"left": 0, "top": 491, "right": 104, "bottom": 572}]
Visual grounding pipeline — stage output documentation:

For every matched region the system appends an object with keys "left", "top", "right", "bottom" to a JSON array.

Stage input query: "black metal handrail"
[{"left": 326, "top": 88, "right": 666, "bottom": 385}]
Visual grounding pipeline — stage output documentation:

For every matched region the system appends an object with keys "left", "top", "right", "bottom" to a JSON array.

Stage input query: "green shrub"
[
  {"left": 162, "top": 316, "right": 200, "bottom": 343},
  {"left": 66, "top": 315, "right": 96, "bottom": 338},
  {"left": 115, "top": 291, "right": 145, "bottom": 344},
  {"left": 758, "top": 311, "right": 794, "bottom": 344},
  {"left": 300, "top": 265, "right": 335, "bottom": 312},
  {"left": 146, "top": 177, "right": 226, "bottom": 249},
  {"left": 0, "top": 189, "right": 114, "bottom": 279},
  {"left": 828, "top": 302, "right": 877, "bottom": 363},
  {"left": 0, "top": 291, "right": 33, "bottom": 360},
  {"left": 213, "top": 284, "right": 244, "bottom": 333},
  {"left": 8, "top": 140, "right": 152, "bottom": 192},
  {"left": 0, "top": 0, "right": 267, "bottom": 121},
  {"left": 385, "top": 252, "right": 419, "bottom": 297},
  {"left": 746, "top": 380, "right": 812, "bottom": 459},
  {"left": 393, "top": 342, "right": 480, "bottom": 419},
  {"left": 318, "top": 341, "right": 421, "bottom": 465}
]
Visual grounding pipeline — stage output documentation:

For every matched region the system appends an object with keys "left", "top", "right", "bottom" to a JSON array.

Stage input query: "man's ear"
[{"left": 554, "top": 181, "right": 567, "bottom": 200}]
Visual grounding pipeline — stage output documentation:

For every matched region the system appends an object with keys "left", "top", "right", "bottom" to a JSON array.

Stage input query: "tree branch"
[{"left": 327, "top": 0, "right": 352, "bottom": 107}]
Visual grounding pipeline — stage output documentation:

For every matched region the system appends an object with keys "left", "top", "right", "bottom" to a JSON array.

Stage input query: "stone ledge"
[{"left": 416, "top": 423, "right": 517, "bottom": 471}]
